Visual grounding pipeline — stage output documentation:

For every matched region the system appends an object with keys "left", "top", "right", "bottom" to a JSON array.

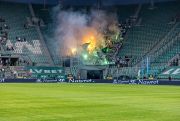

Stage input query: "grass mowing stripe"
[{"left": 0, "top": 83, "right": 179, "bottom": 121}]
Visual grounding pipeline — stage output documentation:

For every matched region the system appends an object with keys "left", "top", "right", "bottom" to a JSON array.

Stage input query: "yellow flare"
[{"left": 71, "top": 48, "right": 77, "bottom": 55}]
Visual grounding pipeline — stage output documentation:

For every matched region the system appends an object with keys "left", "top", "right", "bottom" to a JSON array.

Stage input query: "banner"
[
  {"left": 0, "top": 79, "right": 36, "bottom": 83},
  {"left": 0, "top": 78, "right": 180, "bottom": 85},
  {"left": 159, "top": 66, "right": 180, "bottom": 79},
  {"left": 25, "top": 66, "right": 65, "bottom": 79}
]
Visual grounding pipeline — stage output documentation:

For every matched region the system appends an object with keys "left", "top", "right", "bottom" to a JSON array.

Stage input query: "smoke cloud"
[
  {"left": 55, "top": 10, "right": 88, "bottom": 56},
  {"left": 53, "top": 6, "right": 120, "bottom": 64}
]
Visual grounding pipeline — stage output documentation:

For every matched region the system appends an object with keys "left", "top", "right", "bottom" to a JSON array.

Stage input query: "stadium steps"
[
  {"left": 136, "top": 22, "right": 180, "bottom": 67},
  {"left": 118, "top": 24, "right": 172, "bottom": 66},
  {"left": 32, "top": 5, "right": 62, "bottom": 65},
  {"left": 118, "top": 1, "right": 179, "bottom": 66},
  {"left": 28, "top": 4, "right": 54, "bottom": 66},
  {"left": 0, "top": 1, "right": 51, "bottom": 65}
]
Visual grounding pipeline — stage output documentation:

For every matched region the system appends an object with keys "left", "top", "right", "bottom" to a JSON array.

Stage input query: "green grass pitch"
[{"left": 0, "top": 83, "right": 180, "bottom": 121}]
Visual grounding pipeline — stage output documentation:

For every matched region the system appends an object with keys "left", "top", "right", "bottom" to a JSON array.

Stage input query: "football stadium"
[{"left": 0, "top": 0, "right": 180, "bottom": 120}]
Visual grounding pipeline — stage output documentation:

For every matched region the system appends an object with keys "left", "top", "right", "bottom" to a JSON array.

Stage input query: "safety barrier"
[{"left": 0, "top": 79, "right": 180, "bottom": 85}]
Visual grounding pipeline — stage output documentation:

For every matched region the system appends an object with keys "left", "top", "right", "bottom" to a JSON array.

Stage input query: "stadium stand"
[
  {"left": 158, "top": 66, "right": 180, "bottom": 79},
  {"left": 0, "top": 1, "right": 53, "bottom": 65},
  {"left": 29, "top": 1, "right": 180, "bottom": 79},
  {"left": 116, "top": 1, "right": 180, "bottom": 79},
  {"left": 32, "top": 4, "right": 61, "bottom": 65},
  {"left": 0, "top": 0, "right": 179, "bottom": 80}
]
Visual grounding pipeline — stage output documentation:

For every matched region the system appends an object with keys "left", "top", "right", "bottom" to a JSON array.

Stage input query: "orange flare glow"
[
  {"left": 82, "top": 31, "right": 97, "bottom": 53},
  {"left": 71, "top": 48, "right": 77, "bottom": 55}
]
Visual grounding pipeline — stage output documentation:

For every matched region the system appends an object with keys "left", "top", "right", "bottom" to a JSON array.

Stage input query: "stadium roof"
[{"left": 0, "top": 0, "right": 177, "bottom": 5}]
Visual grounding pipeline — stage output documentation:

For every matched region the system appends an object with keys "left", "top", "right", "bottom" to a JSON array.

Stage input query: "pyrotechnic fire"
[
  {"left": 71, "top": 48, "right": 77, "bottom": 55},
  {"left": 82, "top": 31, "right": 96, "bottom": 52},
  {"left": 56, "top": 9, "right": 121, "bottom": 65}
]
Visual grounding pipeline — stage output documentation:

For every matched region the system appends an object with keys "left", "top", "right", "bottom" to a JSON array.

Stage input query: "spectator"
[
  {"left": 0, "top": 36, "right": 2, "bottom": 42},
  {"left": 24, "top": 23, "right": 30, "bottom": 29},
  {"left": 16, "top": 37, "right": 22, "bottom": 42},
  {"left": 168, "top": 75, "right": 172, "bottom": 81},
  {"left": 23, "top": 37, "right": 26, "bottom": 42},
  {"left": 0, "top": 17, "right": 5, "bottom": 22},
  {"left": 4, "top": 24, "right": 9, "bottom": 29}
]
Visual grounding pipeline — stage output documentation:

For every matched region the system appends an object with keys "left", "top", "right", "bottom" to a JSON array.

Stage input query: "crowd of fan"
[
  {"left": 0, "top": 16, "right": 30, "bottom": 52},
  {"left": 114, "top": 18, "right": 134, "bottom": 67},
  {"left": 169, "top": 12, "right": 180, "bottom": 24},
  {"left": 115, "top": 56, "right": 132, "bottom": 67},
  {"left": 0, "top": 22, "right": 9, "bottom": 46},
  {"left": 0, "top": 16, "right": 32, "bottom": 67},
  {"left": 118, "top": 18, "right": 132, "bottom": 38},
  {"left": 24, "top": 17, "right": 44, "bottom": 29},
  {"left": 0, "top": 17, "right": 12, "bottom": 51},
  {"left": 170, "top": 54, "right": 180, "bottom": 66},
  {"left": 0, "top": 58, "right": 30, "bottom": 66},
  {"left": 6, "top": 37, "right": 27, "bottom": 51}
]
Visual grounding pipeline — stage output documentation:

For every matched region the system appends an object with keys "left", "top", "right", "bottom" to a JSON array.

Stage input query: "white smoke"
[
  {"left": 55, "top": 10, "right": 88, "bottom": 56},
  {"left": 53, "top": 7, "right": 119, "bottom": 58}
]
